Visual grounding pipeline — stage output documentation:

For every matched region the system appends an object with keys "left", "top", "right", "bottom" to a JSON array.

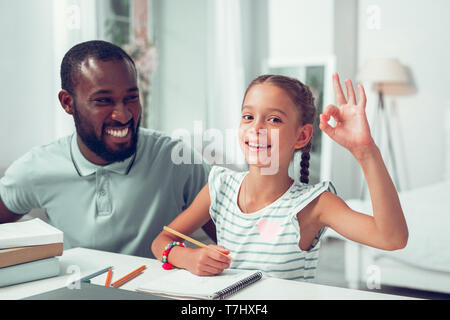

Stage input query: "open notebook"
[{"left": 136, "top": 269, "right": 263, "bottom": 300}]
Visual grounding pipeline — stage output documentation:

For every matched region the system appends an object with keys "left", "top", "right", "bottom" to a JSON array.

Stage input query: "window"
[
  {"left": 103, "top": 0, "right": 132, "bottom": 46},
  {"left": 97, "top": 0, "right": 156, "bottom": 129}
]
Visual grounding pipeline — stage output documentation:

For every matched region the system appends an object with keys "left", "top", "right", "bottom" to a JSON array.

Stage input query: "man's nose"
[{"left": 111, "top": 102, "right": 132, "bottom": 124}]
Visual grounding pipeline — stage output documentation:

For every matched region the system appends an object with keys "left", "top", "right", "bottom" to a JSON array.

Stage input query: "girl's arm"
[
  {"left": 151, "top": 183, "right": 231, "bottom": 275},
  {"left": 317, "top": 73, "right": 408, "bottom": 250}
]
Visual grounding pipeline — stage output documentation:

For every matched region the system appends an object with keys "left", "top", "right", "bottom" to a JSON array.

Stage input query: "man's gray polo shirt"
[{"left": 0, "top": 128, "right": 210, "bottom": 258}]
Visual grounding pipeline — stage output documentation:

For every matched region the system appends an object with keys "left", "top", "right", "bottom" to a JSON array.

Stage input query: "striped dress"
[{"left": 208, "top": 166, "right": 336, "bottom": 282}]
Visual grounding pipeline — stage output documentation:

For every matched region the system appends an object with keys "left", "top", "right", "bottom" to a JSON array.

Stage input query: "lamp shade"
[
  {"left": 357, "top": 58, "right": 408, "bottom": 83},
  {"left": 357, "top": 58, "right": 415, "bottom": 95}
]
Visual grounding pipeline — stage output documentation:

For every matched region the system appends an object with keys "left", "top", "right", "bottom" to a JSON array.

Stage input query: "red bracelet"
[{"left": 161, "top": 241, "right": 184, "bottom": 270}]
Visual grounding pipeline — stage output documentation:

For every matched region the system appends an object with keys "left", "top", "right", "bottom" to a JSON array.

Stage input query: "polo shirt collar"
[{"left": 70, "top": 133, "right": 136, "bottom": 177}]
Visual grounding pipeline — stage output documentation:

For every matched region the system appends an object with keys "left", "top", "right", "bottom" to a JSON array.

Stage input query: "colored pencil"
[
  {"left": 104, "top": 268, "right": 113, "bottom": 287},
  {"left": 163, "top": 226, "right": 232, "bottom": 260},
  {"left": 80, "top": 266, "right": 112, "bottom": 283},
  {"left": 111, "top": 265, "right": 146, "bottom": 288}
]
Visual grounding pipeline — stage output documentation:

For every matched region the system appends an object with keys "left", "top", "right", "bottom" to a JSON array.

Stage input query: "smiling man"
[
  {"left": 59, "top": 51, "right": 141, "bottom": 165},
  {"left": 0, "top": 40, "right": 214, "bottom": 257}
]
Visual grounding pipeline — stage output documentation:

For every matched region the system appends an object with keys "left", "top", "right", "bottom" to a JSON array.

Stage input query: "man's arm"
[
  {"left": 0, "top": 195, "right": 21, "bottom": 223},
  {"left": 201, "top": 219, "right": 217, "bottom": 243}
]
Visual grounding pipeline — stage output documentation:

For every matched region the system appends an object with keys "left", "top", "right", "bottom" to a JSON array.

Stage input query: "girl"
[{"left": 151, "top": 73, "right": 408, "bottom": 281}]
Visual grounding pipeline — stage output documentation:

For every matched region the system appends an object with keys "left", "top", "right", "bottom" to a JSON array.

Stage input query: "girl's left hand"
[{"left": 319, "top": 73, "right": 375, "bottom": 159}]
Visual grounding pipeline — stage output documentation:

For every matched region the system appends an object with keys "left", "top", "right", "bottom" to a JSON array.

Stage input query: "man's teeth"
[{"left": 106, "top": 127, "right": 129, "bottom": 138}]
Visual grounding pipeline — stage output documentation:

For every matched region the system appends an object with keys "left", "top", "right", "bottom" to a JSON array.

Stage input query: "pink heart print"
[{"left": 257, "top": 219, "right": 281, "bottom": 242}]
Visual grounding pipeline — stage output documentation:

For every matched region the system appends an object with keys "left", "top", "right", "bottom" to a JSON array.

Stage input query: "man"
[{"left": 0, "top": 40, "right": 214, "bottom": 258}]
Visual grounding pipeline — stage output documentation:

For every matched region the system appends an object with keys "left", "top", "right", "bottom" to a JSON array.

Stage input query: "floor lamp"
[{"left": 357, "top": 58, "right": 415, "bottom": 198}]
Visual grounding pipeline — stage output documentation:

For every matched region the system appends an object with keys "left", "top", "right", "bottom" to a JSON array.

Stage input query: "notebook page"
[{"left": 137, "top": 269, "right": 259, "bottom": 299}]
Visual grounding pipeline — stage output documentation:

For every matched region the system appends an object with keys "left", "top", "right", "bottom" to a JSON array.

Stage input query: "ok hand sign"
[{"left": 319, "top": 73, "right": 375, "bottom": 159}]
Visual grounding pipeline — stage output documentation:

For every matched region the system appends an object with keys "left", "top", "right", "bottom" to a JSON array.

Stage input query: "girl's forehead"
[{"left": 243, "top": 83, "right": 298, "bottom": 114}]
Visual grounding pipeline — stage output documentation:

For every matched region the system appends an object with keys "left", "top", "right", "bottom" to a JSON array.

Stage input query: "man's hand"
[{"left": 0, "top": 196, "right": 21, "bottom": 224}]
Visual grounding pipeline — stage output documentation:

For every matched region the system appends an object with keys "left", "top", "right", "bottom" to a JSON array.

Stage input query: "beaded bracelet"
[{"left": 161, "top": 241, "right": 184, "bottom": 270}]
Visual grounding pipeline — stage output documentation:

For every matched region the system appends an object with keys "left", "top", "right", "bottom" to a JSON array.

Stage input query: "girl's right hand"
[
  {"left": 185, "top": 245, "right": 231, "bottom": 276},
  {"left": 319, "top": 73, "right": 375, "bottom": 161}
]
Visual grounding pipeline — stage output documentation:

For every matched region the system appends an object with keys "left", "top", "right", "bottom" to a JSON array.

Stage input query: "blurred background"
[{"left": 1, "top": 0, "right": 449, "bottom": 299}]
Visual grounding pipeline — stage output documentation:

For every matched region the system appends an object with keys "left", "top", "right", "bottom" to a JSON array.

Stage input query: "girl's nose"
[{"left": 250, "top": 119, "right": 267, "bottom": 136}]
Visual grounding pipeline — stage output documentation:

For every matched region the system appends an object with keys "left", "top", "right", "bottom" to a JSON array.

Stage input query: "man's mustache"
[{"left": 102, "top": 119, "right": 134, "bottom": 131}]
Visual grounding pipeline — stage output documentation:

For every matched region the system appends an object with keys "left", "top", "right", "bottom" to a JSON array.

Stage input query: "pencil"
[
  {"left": 111, "top": 265, "right": 146, "bottom": 288},
  {"left": 104, "top": 268, "right": 113, "bottom": 287},
  {"left": 80, "top": 266, "right": 112, "bottom": 283},
  {"left": 163, "top": 226, "right": 232, "bottom": 260}
]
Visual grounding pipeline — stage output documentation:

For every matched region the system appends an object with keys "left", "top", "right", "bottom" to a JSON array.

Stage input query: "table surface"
[{"left": 1, "top": 247, "right": 416, "bottom": 300}]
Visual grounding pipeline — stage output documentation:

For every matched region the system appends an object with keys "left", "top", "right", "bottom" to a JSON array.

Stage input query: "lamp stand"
[
  {"left": 360, "top": 91, "right": 401, "bottom": 199},
  {"left": 378, "top": 91, "right": 401, "bottom": 191}
]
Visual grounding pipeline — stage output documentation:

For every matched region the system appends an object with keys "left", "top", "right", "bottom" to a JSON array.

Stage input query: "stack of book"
[{"left": 0, "top": 218, "right": 63, "bottom": 287}]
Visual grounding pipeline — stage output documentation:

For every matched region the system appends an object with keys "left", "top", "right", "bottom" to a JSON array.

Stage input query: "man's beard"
[{"left": 73, "top": 106, "right": 140, "bottom": 163}]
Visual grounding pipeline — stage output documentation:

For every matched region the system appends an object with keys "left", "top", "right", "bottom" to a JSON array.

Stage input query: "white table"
[{"left": 1, "top": 248, "right": 415, "bottom": 300}]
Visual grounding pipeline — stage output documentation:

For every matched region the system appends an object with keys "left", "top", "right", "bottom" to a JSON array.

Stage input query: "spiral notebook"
[{"left": 136, "top": 269, "right": 263, "bottom": 300}]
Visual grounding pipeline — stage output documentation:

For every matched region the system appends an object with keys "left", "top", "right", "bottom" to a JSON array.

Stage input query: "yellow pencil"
[{"left": 163, "top": 226, "right": 233, "bottom": 260}]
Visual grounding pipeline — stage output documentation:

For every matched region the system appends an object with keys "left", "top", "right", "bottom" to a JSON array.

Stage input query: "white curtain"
[
  {"left": 205, "top": 0, "right": 246, "bottom": 168},
  {"left": 52, "top": 0, "right": 98, "bottom": 139}
]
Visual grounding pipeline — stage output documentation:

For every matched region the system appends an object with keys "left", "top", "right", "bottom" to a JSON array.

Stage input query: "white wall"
[
  {"left": 0, "top": 0, "right": 56, "bottom": 167},
  {"left": 0, "top": 0, "right": 97, "bottom": 169},
  {"left": 357, "top": 0, "right": 450, "bottom": 190},
  {"left": 268, "top": 0, "right": 334, "bottom": 59},
  {"left": 153, "top": 0, "right": 208, "bottom": 135}
]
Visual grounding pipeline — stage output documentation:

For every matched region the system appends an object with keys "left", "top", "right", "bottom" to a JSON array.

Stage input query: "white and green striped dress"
[{"left": 208, "top": 166, "right": 336, "bottom": 282}]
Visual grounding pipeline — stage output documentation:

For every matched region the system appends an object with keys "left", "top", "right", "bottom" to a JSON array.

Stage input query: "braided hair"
[{"left": 243, "top": 75, "right": 317, "bottom": 184}]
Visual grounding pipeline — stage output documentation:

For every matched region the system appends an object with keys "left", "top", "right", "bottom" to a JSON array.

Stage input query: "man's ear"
[
  {"left": 58, "top": 90, "right": 75, "bottom": 115},
  {"left": 294, "top": 124, "right": 313, "bottom": 150}
]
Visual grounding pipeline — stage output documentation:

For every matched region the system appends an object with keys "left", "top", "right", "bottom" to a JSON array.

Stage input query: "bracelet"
[{"left": 161, "top": 241, "right": 184, "bottom": 270}]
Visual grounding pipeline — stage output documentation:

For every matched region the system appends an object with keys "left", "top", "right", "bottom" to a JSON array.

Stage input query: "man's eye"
[
  {"left": 95, "top": 98, "right": 113, "bottom": 104},
  {"left": 124, "top": 95, "right": 139, "bottom": 103}
]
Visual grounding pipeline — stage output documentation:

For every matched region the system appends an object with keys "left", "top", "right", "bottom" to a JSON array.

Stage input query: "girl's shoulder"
[
  {"left": 208, "top": 165, "right": 245, "bottom": 185},
  {"left": 285, "top": 180, "right": 337, "bottom": 213},
  {"left": 208, "top": 166, "right": 245, "bottom": 205},
  {"left": 290, "top": 180, "right": 336, "bottom": 195}
]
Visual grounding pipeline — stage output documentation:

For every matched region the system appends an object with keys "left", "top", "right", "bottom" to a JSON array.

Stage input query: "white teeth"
[
  {"left": 248, "top": 142, "right": 269, "bottom": 148},
  {"left": 106, "top": 127, "right": 129, "bottom": 138}
]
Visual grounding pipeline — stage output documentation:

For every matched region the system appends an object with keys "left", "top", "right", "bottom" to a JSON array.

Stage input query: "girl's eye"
[
  {"left": 268, "top": 117, "right": 282, "bottom": 123},
  {"left": 242, "top": 114, "right": 253, "bottom": 121}
]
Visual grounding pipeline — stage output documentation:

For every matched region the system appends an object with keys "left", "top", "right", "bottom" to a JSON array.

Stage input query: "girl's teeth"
[{"left": 248, "top": 143, "right": 268, "bottom": 148}]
